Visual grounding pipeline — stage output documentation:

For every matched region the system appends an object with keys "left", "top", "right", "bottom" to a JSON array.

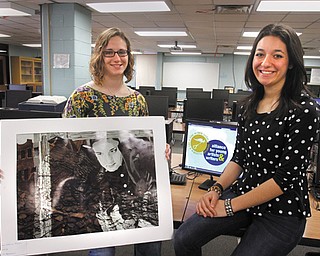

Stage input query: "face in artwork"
[
  {"left": 92, "top": 138, "right": 123, "bottom": 172},
  {"left": 103, "top": 36, "right": 129, "bottom": 78},
  {"left": 252, "top": 35, "right": 290, "bottom": 91}
]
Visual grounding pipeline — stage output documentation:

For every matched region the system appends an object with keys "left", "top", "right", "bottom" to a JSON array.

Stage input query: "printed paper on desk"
[{"left": 0, "top": 116, "right": 173, "bottom": 255}]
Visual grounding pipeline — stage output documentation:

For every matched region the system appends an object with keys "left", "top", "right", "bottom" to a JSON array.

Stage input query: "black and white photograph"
[{"left": 1, "top": 117, "right": 173, "bottom": 255}]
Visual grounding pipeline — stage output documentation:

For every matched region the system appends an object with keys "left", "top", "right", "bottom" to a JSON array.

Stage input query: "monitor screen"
[
  {"left": 137, "top": 86, "right": 155, "bottom": 96},
  {"left": 212, "top": 89, "right": 229, "bottom": 101},
  {"left": 186, "top": 91, "right": 211, "bottom": 99},
  {"left": 182, "top": 119, "right": 238, "bottom": 190},
  {"left": 314, "top": 97, "right": 320, "bottom": 106},
  {"left": 228, "top": 93, "right": 250, "bottom": 108},
  {"left": 5, "top": 90, "right": 32, "bottom": 108},
  {"left": 144, "top": 95, "right": 169, "bottom": 119},
  {"left": 183, "top": 98, "right": 224, "bottom": 122},
  {"left": 8, "top": 84, "right": 27, "bottom": 90},
  {"left": 153, "top": 88, "right": 177, "bottom": 107}
]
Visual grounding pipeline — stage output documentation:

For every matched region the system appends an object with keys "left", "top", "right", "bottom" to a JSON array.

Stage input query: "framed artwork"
[{"left": 0, "top": 116, "right": 173, "bottom": 255}]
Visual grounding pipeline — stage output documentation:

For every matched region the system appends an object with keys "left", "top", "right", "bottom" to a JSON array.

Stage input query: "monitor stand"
[{"left": 198, "top": 175, "right": 216, "bottom": 191}]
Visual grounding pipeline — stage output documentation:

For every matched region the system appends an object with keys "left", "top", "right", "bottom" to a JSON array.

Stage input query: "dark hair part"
[
  {"left": 243, "top": 23, "right": 309, "bottom": 118},
  {"left": 90, "top": 27, "right": 134, "bottom": 86}
]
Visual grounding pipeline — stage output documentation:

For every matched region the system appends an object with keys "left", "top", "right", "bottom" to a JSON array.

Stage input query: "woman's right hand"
[{"left": 196, "top": 191, "right": 219, "bottom": 218}]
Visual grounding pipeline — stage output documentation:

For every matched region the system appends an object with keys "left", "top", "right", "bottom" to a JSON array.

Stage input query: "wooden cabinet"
[{"left": 11, "top": 56, "right": 42, "bottom": 91}]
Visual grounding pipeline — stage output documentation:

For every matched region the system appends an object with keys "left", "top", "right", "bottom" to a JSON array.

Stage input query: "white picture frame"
[{"left": 0, "top": 116, "right": 173, "bottom": 255}]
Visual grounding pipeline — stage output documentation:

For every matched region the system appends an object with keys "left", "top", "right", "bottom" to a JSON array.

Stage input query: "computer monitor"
[
  {"left": 0, "top": 108, "right": 62, "bottom": 119},
  {"left": 183, "top": 98, "right": 224, "bottom": 122},
  {"left": 5, "top": 90, "right": 32, "bottom": 108},
  {"left": 314, "top": 97, "right": 320, "bottom": 106},
  {"left": 8, "top": 84, "right": 27, "bottom": 90},
  {"left": 153, "top": 87, "right": 177, "bottom": 107},
  {"left": 212, "top": 89, "right": 229, "bottom": 102},
  {"left": 228, "top": 93, "right": 250, "bottom": 108},
  {"left": 144, "top": 95, "right": 169, "bottom": 119},
  {"left": 186, "top": 88, "right": 203, "bottom": 98},
  {"left": 186, "top": 91, "right": 211, "bottom": 99},
  {"left": 182, "top": 119, "right": 238, "bottom": 190},
  {"left": 137, "top": 86, "right": 155, "bottom": 96}
]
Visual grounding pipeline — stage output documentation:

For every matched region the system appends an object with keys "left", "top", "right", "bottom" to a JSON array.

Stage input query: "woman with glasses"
[{"left": 63, "top": 27, "right": 165, "bottom": 256}]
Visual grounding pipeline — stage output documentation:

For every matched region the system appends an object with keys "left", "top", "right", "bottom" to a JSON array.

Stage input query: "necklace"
[
  {"left": 106, "top": 85, "right": 131, "bottom": 98},
  {"left": 107, "top": 85, "right": 123, "bottom": 97}
]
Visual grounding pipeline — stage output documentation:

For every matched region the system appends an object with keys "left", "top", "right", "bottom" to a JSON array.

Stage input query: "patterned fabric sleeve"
[
  {"left": 273, "top": 99, "right": 319, "bottom": 192},
  {"left": 63, "top": 91, "right": 82, "bottom": 118}
]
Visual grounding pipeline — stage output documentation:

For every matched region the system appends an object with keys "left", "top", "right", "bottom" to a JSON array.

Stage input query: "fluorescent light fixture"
[
  {"left": 234, "top": 51, "right": 251, "bottom": 56},
  {"left": 0, "top": 2, "right": 34, "bottom": 16},
  {"left": 243, "top": 31, "right": 301, "bottom": 38},
  {"left": 257, "top": 1, "right": 320, "bottom": 12},
  {"left": 242, "top": 32, "right": 259, "bottom": 38},
  {"left": 135, "top": 31, "right": 187, "bottom": 37},
  {"left": 158, "top": 44, "right": 196, "bottom": 48},
  {"left": 303, "top": 56, "right": 320, "bottom": 59},
  {"left": 87, "top": 1, "right": 170, "bottom": 13},
  {"left": 237, "top": 46, "right": 252, "bottom": 50},
  {"left": 131, "top": 51, "right": 143, "bottom": 55},
  {"left": 22, "top": 44, "right": 41, "bottom": 48},
  {"left": 170, "top": 51, "right": 201, "bottom": 55},
  {"left": 0, "top": 50, "right": 7, "bottom": 53},
  {"left": 0, "top": 33, "right": 10, "bottom": 38}
]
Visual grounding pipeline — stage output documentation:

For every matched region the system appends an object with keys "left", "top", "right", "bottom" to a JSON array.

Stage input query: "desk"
[
  {"left": 173, "top": 121, "right": 185, "bottom": 134},
  {"left": 170, "top": 153, "right": 320, "bottom": 247}
]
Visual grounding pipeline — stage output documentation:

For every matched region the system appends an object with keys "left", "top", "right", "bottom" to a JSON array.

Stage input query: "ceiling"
[{"left": 0, "top": 0, "right": 320, "bottom": 56}]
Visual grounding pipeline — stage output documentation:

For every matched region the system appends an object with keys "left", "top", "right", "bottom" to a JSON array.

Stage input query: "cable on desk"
[{"left": 181, "top": 175, "right": 196, "bottom": 223}]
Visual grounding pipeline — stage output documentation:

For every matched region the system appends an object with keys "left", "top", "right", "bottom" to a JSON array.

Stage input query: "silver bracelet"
[{"left": 224, "top": 198, "right": 234, "bottom": 216}]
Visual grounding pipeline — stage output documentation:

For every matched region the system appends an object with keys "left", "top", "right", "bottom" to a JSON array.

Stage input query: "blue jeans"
[
  {"left": 88, "top": 241, "right": 161, "bottom": 256},
  {"left": 174, "top": 190, "right": 306, "bottom": 256}
]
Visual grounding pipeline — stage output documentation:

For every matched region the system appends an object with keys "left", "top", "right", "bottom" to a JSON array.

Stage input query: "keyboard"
[{"left": 170, "top": 172, "right": 186, "bottom": 185}]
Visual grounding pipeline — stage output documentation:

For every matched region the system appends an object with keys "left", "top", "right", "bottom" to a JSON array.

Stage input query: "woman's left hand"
[
  {"left": 165, "top": 143, "right": 171, "bottom": 160},
  {"left": 0, "top": 169, "right": 3, "bottom": 182}
]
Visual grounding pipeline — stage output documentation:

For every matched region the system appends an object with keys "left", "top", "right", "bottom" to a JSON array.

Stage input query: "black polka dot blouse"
[{"left": 231, "top": 93, "right": 319, "bottom": 218}]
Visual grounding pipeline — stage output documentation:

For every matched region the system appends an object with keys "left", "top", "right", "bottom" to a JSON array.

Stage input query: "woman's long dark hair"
[{"left": 243, "top": 23, "right": 309, "bottom": 119}]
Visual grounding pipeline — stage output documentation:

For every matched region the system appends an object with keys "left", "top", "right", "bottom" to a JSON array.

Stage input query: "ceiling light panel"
[
  {"left": 87, "top": 1, "right": 170, "bottom": 13},
  {"left": 0, "top": 34, "right": 11, "bottom": 38},
  {"left": 0, "top": 2, "right": 34, "bottom": 16},
  {"left": 257, "top": 1, "right": 320, "bottom": 12},
  {"left": 158, "top": 44, "right": 196, "bottom": 48},
  {"left": 135, "top": 31, "right": 187, "bottom": 36}
]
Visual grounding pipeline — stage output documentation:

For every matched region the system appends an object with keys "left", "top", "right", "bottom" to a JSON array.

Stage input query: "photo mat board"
[{"left": 0, "top": 116, "right": 173, "bottom": 255}]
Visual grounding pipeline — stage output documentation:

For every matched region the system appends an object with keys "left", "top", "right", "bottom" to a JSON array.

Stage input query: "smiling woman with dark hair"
[{"left": 173, "top": 23, "right": 320, "bottom": 256}]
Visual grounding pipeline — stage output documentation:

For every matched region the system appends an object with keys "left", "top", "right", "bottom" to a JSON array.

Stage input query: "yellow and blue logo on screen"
[
  {"left": 189, "top": 133, "right": 228, "bottom": 166},
  {"left": 189, "top": 133, "right": 208, "bottom": 153}
]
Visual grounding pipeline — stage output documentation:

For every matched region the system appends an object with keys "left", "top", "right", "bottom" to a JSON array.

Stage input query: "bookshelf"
[{"left": 11, "top": 56, "right": 42, "bottom": 92}]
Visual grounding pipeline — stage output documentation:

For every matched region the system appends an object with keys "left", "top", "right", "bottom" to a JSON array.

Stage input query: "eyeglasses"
[{"left": 102, "top": 49, "right": 129, "bottom": 58}]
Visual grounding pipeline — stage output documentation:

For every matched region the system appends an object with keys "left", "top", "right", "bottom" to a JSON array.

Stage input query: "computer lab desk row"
[{"left": 170, "top": 153, "right": 320, "bottom": 248}]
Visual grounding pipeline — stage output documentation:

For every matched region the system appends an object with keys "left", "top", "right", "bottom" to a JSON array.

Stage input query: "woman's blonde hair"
[{"left": 90, "top": 27, "right": 134, "bottom": 86}]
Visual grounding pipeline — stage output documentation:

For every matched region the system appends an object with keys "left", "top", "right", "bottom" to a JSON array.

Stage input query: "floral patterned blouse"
[
  {"left": 231, "top": 92, "right": 319, "bottom": 218},
  {"left": 63, "top": 83, "right": 148, "bottom": 118}
]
